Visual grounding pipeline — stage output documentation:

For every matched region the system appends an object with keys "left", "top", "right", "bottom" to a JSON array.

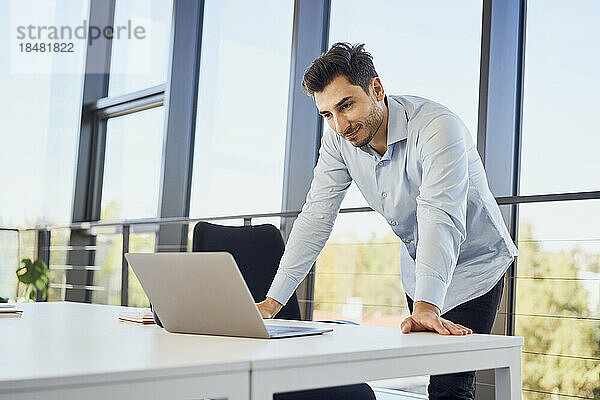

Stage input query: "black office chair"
[
  {"left": 191, "top": 221, "right": 376, "bottom": 400},
  {"left": 192, "top": 221, "right": 301, "bottom": 319}
]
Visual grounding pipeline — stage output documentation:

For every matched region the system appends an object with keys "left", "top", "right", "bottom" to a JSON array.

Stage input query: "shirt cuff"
[
  {"left": 414, "top": 275, "right": 448, "bottom": 311},
  {"left": 266, "top": 272, "right": 298, "bottom": 306}
]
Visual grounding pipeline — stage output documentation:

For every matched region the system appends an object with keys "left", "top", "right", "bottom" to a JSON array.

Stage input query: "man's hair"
[{"left": 301, "top": 42, "right": 378, "bottom": 96}]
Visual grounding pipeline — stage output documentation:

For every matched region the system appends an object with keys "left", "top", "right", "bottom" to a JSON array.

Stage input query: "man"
[{"left": 257, "top": 42, "right": 518, "bottom": 399}]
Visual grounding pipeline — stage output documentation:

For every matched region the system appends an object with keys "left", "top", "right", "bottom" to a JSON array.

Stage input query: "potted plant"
[{"left": 16, "top": 258, "right": 49, "bottom": 301}]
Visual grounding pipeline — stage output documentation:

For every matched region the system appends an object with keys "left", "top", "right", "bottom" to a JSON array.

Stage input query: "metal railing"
[
  {"left": 1, "top": 207, "right": 377, "bottom": 306},
  {"left": 2, "top": 189, "right": 598, "bottom": 305}
]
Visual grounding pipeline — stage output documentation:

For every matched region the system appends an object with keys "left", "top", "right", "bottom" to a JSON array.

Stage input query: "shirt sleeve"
[
  {"left": 414, "top": 114, "right": 469, "bottom": 311},
  {"left": 266, "top": 129, "right": 351, "bottom": 305}
]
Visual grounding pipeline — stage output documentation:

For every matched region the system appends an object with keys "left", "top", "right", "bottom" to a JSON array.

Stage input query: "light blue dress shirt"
[{"left": 267, "top": 95, "right": 518, "bottom": 314}]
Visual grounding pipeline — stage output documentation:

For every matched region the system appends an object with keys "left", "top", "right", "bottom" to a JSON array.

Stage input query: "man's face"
[{"left": 315, "top": 75, "right": 385, "bottom": 147}]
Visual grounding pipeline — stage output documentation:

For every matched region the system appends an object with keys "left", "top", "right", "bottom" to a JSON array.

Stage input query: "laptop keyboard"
[{"left": 266, "top": 325, "right": 312, "bottom": 335}]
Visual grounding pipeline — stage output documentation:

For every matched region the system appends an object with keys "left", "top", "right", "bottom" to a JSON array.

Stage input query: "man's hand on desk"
[
  {"left": 256, "top": 297, "right": 283, "bottom": 319},
  {"left": 400, "top": 301, "right": 473, "bottom": 336}
]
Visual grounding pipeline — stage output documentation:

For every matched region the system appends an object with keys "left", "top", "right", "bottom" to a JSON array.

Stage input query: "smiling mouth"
[{"left": 344, "top": 125, "right": 360, "bottom": 140}]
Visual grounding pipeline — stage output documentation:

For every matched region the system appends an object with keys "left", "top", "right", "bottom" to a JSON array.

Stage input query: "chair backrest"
[{"left": 192, "top": 221, "right": 301, "bottom": 320}]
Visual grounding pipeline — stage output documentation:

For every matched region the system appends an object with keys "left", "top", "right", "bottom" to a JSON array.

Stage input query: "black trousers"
[{"left": 405, "top": 278, "right": 505, "bottom": 400}]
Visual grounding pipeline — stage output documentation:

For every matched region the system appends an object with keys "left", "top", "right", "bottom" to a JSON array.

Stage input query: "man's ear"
[{"left": 371, "top": 77, "right": 385, "bottom": 101}]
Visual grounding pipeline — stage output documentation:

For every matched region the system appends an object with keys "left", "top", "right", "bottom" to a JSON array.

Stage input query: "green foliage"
[{"left": 16, "top": 258, "right": 49, "bottom": 301}]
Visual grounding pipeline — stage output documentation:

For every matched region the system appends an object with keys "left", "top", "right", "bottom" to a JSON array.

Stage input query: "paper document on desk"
[
  {"left": 118, "top": 308, "right": 155, "bottom": 324},
  {"left": 0, "top": 307, "right": 23, "bottom": 318}
]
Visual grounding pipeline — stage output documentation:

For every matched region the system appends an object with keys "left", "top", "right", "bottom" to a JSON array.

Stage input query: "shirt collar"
[{"left": 385, "top": 95, "right": 409, "bottom": 146}]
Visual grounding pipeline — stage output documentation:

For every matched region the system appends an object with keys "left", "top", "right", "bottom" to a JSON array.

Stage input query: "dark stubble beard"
[{"left": 353, "top": 98, "right": 385, "bottom": 148}]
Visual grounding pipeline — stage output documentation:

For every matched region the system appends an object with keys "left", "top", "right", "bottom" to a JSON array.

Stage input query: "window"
[
  {"left": 516, "top": 200, "right": 600, "bottom": 398},
  {"left": 330, "top": 0, "right": 483, "bottom": 209},
  {"left": 91, "top": 228, "right": 122, "bottom": 305},
  {"left": 100, "top": 107, "right": 165, "bottom": 221},
  {"left": 314, "top": 212, "right": 407, "bottom": 327},
  {"left": 520, "top": 0, "right": 600, "bottom": 196},
  {"left": 0, "top": 231, "right": 19, "bottom": 301},
  {"left": 0, "top": 0, "right": 89, "bottom": 227},
  {"left": 317, "top": 0, "right": 484, "bottom": 319},
  {"left": 189, "top": 0, "right": 294, "bottom": 218},
  {"left": 516, "top": 4, "right": 600, "bottom": 396},
  {"left": 46, "top": 228, "right": 71, "bottom": 302},
  {"left": 329, "top": 0, "right": 482, "bottom": 143},
  {"left": 317, "top": 2, "right": 484, "bottom": 395},
  {"left": 127, "top": 229, "right": 156, "bottom": 307},
  {"left": 108, "top": 0, "right": 173, "bottom": 96}
]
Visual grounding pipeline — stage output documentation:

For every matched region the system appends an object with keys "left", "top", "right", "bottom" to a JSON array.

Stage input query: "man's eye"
[{"left": 340, "top": 103, "right": 351, "bottom": 110}]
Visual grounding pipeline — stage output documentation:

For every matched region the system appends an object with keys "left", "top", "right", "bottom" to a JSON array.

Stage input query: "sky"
[{"left": 0, "top": 0, "right": 599, "bottom": 254}]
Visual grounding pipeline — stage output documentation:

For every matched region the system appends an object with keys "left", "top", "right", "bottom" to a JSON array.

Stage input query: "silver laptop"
[{"left": 125, "top": 252, "right": 333, "bottom": 339}]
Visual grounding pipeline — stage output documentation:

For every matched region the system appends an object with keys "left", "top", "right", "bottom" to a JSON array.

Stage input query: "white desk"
[
  {"left": 0, "top": 302, "right": 249, "bottom": 400},
  {"left": 256, "top": 319, "right": 523, "bottom": 399},
  {"left": 1, "top": 302, "right": 523, "bottom": 399}
]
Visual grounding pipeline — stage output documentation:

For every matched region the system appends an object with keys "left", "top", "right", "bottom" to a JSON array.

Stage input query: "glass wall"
[
  {"left": 0, "top": 0, "right": 89, "bottom": 300},
  {"left": 316, "top": 2, "right": 484, "bottom": 395},
  {"left": 516, "top": 200, "right": 600, "bottom": 399},
  {"left": 47, "top": 228, "right": 75, "bottom": 302},
  {"left": 520, "top": 0, "right": 600, "bottom": 196},
  {"left": 0, "top": 0, "right": 89, "bottom": 227},
  {"left": 189, "top": 0, "right": 294, "bottom": 218},
  {"left": 514, "top": 2, "right": 600, "bottom": 398},
  {"left": 329, "top": 0, "right": 483, "bottom": 210},
  {"left": 313, "top": 212, "right": 408, "bottom": 327},
  {"left": 90, "top": 0, "right": 174, "bottom": 305},
  {"left": 315, "top": 0, "right": 484, "bottom": 323},
  {"left": 90, "top": 228, "right": 123, "bottom": 305},
  {"left": 329, "top": 0, "right": 482, "bottom": 143},
  {"left": 128, "top": 228, "right": 157, "bottom": 307},
  {"left": 12, "top": 230, "right": 36, "bottom": 301},
  {"left": 0, "top": 230, "right": 19, "bottom": 301},
  {"left": 100, "top": 107, "right": 165, "bottom": 221},
  {"left": 108, "top": 0, "right": 173, "bottom": 96}
]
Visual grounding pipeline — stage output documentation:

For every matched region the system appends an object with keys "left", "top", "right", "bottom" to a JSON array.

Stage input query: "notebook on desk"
[
  {"left": 125, "top": 252, "right": 333, "bottom": 339},
  {"left": 118, "top": 309, "right": 155, "bottom": 325},
  {"left": 0, "top": 306, "right": 23, "bottom": 318}
]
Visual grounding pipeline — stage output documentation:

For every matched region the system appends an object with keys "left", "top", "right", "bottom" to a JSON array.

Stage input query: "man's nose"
[{"left": 334, "top": 116, "right": 349, "bottom": 135}]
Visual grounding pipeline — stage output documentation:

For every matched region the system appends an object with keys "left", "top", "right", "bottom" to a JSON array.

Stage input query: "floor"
[
  {"left": 371, "top": 376, "right": 429, "bottom": 399},
  {"left": 373, "top": 387, "right": 428, "bottom": 399}
]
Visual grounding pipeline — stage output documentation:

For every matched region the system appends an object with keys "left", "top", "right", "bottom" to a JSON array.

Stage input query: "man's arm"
[
  {"left": 258, "top": 130, "right": 351, "bottom": 318},
  {"left": 402, "top": 114, "right": 472, "bottom": 335}
]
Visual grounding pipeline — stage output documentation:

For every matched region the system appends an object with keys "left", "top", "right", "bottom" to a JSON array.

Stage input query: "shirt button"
[
  {"left": 390, "top": 220, "right": 397, "bottom": 226},
  {"left": 378, "top": 161, "right": 383, "bottom": 166},
  {"left": 382, "top": 192, "right": 388, "bottom": 198},
  {"left": 404, "top": 238, "right": 411, "bottom": 243}
]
